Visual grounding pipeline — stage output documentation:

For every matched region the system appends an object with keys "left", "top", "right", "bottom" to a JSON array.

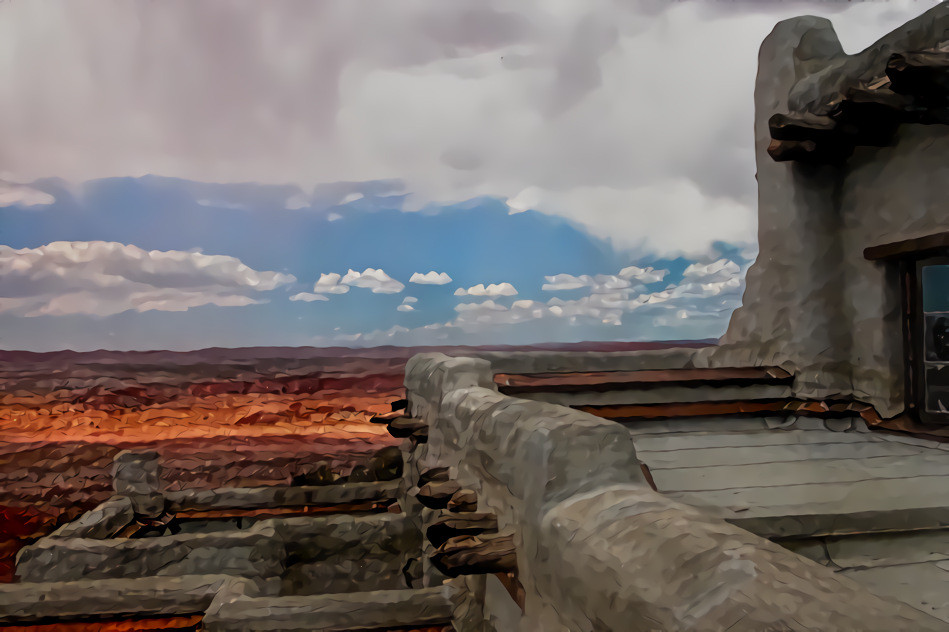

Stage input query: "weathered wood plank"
[
  {"left": 640, "top": 441, "right": 925, "bottom": 469},
  {"left": 827, "top": 530, "right": 949, "bottom": 570},
  {"left": 668, "top": 476, "right": 949, "bottom": 520},
  {"left": 494, "top": 366, "right": 792, "bottom": 394},
  {"left": 842, "top": 562, "right": 949, "bottom": 624},
  {"left": 651, "top": 453, "right": 949, "bottom": 493},
  {"left": 633, "top": 428, "right": 882, "bottom": 453},
  {"left": 582, "top": 398, "right": 874, "bottom": 421}
]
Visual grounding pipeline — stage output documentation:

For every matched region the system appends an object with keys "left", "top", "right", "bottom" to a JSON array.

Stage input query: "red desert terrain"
[{"left": 0, "top": 341, "right": 706, "bottom": 628}]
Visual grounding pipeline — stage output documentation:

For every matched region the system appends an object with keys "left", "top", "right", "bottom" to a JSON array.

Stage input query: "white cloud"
[
  {"left": 0, "top": 181, "right": 55, "bottom": 207},
  {"left": 341, "top": 268, "right": 405, "bottom": 294},
  {"left": 397, "top": 296, "right": 417, "bottom": 312},
  {"left": 402, "top": 296, "right": 418, "bottom": 304},
  {"left": 340, "top": 192, "right": 364, "bottom": 204},
  {"left": 313, "top": 272, "right": 351, "bottom": 294},
  {"left": 410, "top": 271, "right": 452, "bottom": 285},
  {"left": 284, "top": 193, "right": 310, "bottom": 210},
  {"left": 327, "top": 212, "right": 343, "bottom": 222},
  {"left": 542, "top": 274, "right": 592, "bottom": 291},
  {"left": 683, "top": 258, "right": 741, "bottom": 283},
  {"left": 619, "top": 265, "right": 667, "bottom": 284},
  {"left": 454, "top": 282, "right": 517, "bottom": 297},
  {"left": 449, "top": 257, "right": 746, "bottom": 331},
  {"left": 290, "top": 292, "right": 329, "bottom": 302},
  {"left": 0, "top": 241, "right": 295, "bottom": 317}
]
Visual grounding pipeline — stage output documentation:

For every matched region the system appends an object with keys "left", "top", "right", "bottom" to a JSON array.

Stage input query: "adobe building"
[
  {"left": 2, "top": 4, "right": 949, "bottom": 631},
  {"left": 711, "top": 2, "right": 949, "bottom": 427}
]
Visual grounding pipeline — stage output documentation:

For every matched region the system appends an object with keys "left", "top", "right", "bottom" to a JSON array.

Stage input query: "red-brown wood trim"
[
  {"left": 494, "top": 366, "right": 792, "bottom": 394},
  {"left": 864, "top": 231, "right": 949, "bottom": 261},
  {"left": 579, "top": 398, "right": 876, "bottom": 421}
]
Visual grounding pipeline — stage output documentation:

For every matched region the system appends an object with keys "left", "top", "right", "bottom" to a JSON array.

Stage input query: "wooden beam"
[
  {"left": 864, "top": 231, "right": 949, "bottom": 261},
  {"left": 766, "top": 137, "right": 853, "bottom": 164},
  {"left": 447, "top": 488, "right": 478, "bottom": 513},
  {"left": 494, "top": 366, "right": 792, "bottom": 395},
  {"left": 369, "top": 410, "right": 404, "bottom": 424},
  {"left": 426, "top": 513, "right": 499, "bottom": 548},
  {"left": 887, "top": 51, "right": 949, "bottom": 101},
  {"left": 390, "top": 398, "right": 408, "bottom": 412},
  {"left": 579, "top": 398, "right": 874, "bottom": 422},
  {"left": 417, "top": 481, "right": 462, "bottom": 509},
  {"left": 768, "top": 113, "right": 837, "bottom": 141},
  {"left": 417, "top": 466, "right": 450, "bottom": 488},
  {"left": 387, "top": 416, "right": 428, "bottom": 439},
  {"left": 430, "top": 534, "right": 516, "bottom": 577}
]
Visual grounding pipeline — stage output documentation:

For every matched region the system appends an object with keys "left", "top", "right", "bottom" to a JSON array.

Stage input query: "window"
[{"left": 917, "top": 259, "right": 949, "bottom": 422}]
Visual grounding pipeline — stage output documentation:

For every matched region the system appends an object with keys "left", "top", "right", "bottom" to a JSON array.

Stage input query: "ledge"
[{"left": 864, "top": 230, "right": 949, "bottom": 260}]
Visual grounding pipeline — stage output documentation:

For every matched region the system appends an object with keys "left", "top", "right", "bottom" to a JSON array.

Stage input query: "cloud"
[
  {"left": 0, "top": 181, "right": 55, "bottom": 207},
  {"left": 0, "top": 241, "right": 295, "bottom": 317},
  {"left": 340, "top": 268, "right": 405, "bottom": 294},
  {"left": 397, "top": 296, "right": 417, "bottom": 312},
  {"left": 284, "top": 193, "right": 310, "bottom": 210},
  {"left": 619, "top": 265, "right": 667, "bottom": 284},
  {"left": 313, "top": 272, "right": 350, "bottom": 294},
  {"left": 454, "top": 282, "right": 517, "bottom": 297},
  {"left": 1, "top": 2, "right": 927, "bottom": 257},
  {"left": 290, "top": 292, "right": 329, "bottom": 302},
  {"left": 451, "top": 257, "right": 746, "bottom": 331},
  {"left": 683, "top": 258, "right": 741, "bottom": 283},
  {"left": 410, "top": 271, "right": 452, "bottom": 285},
  {"left": 542, "top": 274, "right": 592, "bottom": 291}
]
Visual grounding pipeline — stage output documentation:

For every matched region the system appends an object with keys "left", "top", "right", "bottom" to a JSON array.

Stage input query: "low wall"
[
  {"left": 405, "top": 353, "right": 945, "bottom": 631},
  {"left": 16, "top": 512, "right": 417, "bottom": 592}
]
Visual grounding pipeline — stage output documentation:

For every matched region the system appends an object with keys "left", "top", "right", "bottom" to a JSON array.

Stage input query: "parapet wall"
[{"left": 405, "top": 352, "right": 945, "bottom": 631}]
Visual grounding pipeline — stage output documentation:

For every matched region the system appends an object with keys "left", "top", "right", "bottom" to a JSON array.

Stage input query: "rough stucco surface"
[
  {"left": 711, "top": 4, "right": 949, "bottom": 416},
  {"left": 405, "top": 353, "right": 945, "bottom": 630}
]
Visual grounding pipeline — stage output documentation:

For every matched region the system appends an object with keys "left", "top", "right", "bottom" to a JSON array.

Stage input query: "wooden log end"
[
  {"left": 387, "top": 416, "right": 428, "bottom": 438},
  {"left": 447, "top": 488, "right": 478, "bottom": 513},
  {"left": 418, "top": 466, "right": 451, "bottom": 488},
  {"left": 426, "top": 513, "right": 499, "bottom": 548},
  {"left": 417, "top": 480, "right": 462, "bottom": 509},
  {"left": 431, "top": 534, "right": 516, "bottom": 577}
]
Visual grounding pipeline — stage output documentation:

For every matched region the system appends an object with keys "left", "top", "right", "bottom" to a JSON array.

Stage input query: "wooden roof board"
[{"left": 493, "top": 366, "right": 792, "bottom": 394}]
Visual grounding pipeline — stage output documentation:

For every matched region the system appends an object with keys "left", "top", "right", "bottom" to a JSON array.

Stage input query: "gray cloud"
[{"left": 0, "top": 0, "right": 937, "bottom": 256}]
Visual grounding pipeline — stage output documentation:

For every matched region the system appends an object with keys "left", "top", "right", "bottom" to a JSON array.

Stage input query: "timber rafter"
[{"left": 768, "top": 50, "right": 949, "bottom": 164}]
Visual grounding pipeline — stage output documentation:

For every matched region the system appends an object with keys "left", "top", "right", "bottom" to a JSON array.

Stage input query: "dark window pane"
[
  {"left": 921, "top": 264, "right": 949, "bottom": 415},
  {"left": 922, "top": 265, "right": 949, "bottom": 313}
]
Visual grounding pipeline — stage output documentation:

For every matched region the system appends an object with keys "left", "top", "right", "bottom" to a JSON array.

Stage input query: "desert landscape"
[{"left": 0, "top": 341, "right": 696, "bottom": 587}]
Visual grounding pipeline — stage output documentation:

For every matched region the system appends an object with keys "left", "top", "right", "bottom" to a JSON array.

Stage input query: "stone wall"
[{"left": 405, "top": 352, "right": 945, "bottom": 630}]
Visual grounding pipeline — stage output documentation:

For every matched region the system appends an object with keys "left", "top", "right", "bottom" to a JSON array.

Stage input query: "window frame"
[{"left": 910, "top": 256, "right": 949, "bottom": 424}]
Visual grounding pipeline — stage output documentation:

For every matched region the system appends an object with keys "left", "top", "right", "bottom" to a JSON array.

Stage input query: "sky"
[{"left": 0, "top": 0, "right": 942, "bottom": 351}]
